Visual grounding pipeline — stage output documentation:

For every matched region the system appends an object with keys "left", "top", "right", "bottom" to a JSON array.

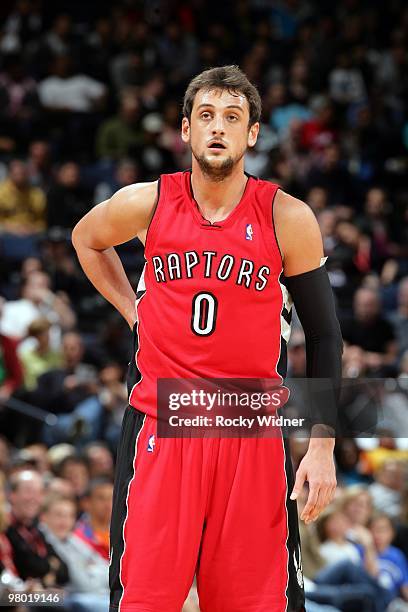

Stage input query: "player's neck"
[{"left": 190, "top": 162, "right": 248, "bottom": 223}]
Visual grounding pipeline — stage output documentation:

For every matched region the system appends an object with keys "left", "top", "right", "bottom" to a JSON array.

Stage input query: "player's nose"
[{"left": 211, "top": 114, "right": 225, "bottom": 134}]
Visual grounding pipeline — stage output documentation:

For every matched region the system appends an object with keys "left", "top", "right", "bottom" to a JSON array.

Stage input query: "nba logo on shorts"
[
  {"left": 245, "top": 223, "right": 253, "bottom": 240},
  {"left": 147, "top": 434, "right": 155, "bottom": 453}
]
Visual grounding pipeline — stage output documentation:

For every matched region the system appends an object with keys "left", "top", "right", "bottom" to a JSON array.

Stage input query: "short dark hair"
[
  {"left": 183, "top": 65, "right": 261, "bottom": 127},
  {"left": 55, "top": 454, "right": 89, "bottom": 477},
  {"left": 83, "top": 476, "right": 113, "bottom": 498}
]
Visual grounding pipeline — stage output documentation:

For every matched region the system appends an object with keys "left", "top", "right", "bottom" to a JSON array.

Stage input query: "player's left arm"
[{"left": 274, "top": 190, "right": 343, "bottom": 524}]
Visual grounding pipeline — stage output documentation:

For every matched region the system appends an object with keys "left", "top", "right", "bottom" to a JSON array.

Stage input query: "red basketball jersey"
[{"left": 129, "top": 170, "right": 292, "bottom": 417}]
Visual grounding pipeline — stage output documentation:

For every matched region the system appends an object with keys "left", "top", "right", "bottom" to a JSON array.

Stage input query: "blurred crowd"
[
  {"left": 0, "top": 0, "right": 408, "bottom": 610},
  {"left": 1, "top": 435, "right": 408, "bottom": 611}
]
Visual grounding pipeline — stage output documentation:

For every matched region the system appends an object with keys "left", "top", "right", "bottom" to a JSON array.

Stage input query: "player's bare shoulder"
[
  {"left": 273, "top": 189, "right": 324, "bottom": 275},
  {"left": 72, "top": 180, "right": 158, "bottom": 250},
  {"left": 274, "top": 190, "right": 318, "bottom": 235},
  {"left": 107, "top": 181, "right": 158, "bottom": 245}
]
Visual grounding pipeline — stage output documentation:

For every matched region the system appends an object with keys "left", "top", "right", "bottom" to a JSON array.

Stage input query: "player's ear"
[
  {"left": 181, "top": 117, "right": 190, "bottom": 143},
  {"left": 247, "top": 122, "right": 259, "bottom": 148}
]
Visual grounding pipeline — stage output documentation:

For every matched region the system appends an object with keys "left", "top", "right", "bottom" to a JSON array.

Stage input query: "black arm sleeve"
[{"left": 284, "top": 265, "right": 343, "bottom": 433}]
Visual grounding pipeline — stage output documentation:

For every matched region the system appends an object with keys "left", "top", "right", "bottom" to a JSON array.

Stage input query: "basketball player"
[{"left": 72, "top": 66, "right": 342, "bottom": 612}]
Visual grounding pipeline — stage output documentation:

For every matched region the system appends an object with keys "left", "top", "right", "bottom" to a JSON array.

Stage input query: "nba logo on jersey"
[
  {"left": 245, "top": 223, "right": 253, "bottom": 240},
  {"left": 147, "top": 434, "right": 155, "bottom": 453}
]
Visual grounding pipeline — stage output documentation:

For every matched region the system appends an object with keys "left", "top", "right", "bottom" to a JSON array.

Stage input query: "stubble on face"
[{"left": 191, "top": 147, "right": 245, "bottom": 182}]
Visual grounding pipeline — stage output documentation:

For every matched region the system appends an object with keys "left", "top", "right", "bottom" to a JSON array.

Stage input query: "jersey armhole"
[
  {"left": 144, "top": 176, "right": 165, "bottom": 255},
  {"left": 271, "top": 186, "right": 284, "bottom": 265}
]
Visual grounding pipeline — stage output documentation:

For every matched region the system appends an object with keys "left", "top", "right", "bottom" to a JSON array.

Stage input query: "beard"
[{"left": 191, "top": 147, "right": 244, "bottom": 182}]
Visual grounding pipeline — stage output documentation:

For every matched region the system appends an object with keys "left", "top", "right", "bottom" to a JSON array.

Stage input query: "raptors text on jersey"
[{"left": 128, "top": 170, "right": 292, "bottom": 417}]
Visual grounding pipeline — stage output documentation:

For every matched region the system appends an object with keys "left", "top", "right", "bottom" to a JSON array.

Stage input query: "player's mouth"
[{"left": 207, "top": 140, "right": 227, "bottom": 150}]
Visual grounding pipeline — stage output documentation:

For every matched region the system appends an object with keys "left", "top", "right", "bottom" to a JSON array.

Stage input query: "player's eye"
[
  {"left": 228, "top": 115, "right": 238, "bottom": 121},
  {"left": 200, "top": 112, "right": 212, "bottom": 120}
]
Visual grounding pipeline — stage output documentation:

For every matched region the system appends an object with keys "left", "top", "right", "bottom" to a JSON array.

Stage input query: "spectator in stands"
[
  {"left": 334, "top": 441, "right": 370, "bottom": 486},
  {"left": 94, "top": 159, "right": 138, "bottom": 204},
  {"left": 333, "top": 220, "right": 369, "bottom": 298},
  {"left": 110, "top": 48, "right": 149, "bottom": 91},
  {"left": 19, "top": 255, "right": 43, "bottom": 283},
  {"left": 138, "top": 112, "right": 177, "bottom": 179},
  {"left": 139, "top": 74, "right": 165, "bottom": 114},
  {"left": 38, "top": 54, "right": 106, "bottom": 157},
  {"left": 5, "top": 470, "right": 69, "bottom": 587},
  {"left": 307, "top": 144, "right": 353, "bottom": 207},
  {"left": 317, "top": 504, "right": 400, "bottom": 608},
  {"left": 42, "top": 14, "right": 75, "bottom": 59},
  {"left": 306, "top": 187, "right": 328, "bottom": 215},
  {"left": 42, "top": 231, "right": 89, "bottom": 306},
  {"left": 300, "top": 97, "right": 337, "bottom": 154},
  {"left": 316, "top": 506, "right": 364, "bottom": 566},
  {"left": 47, "top": 443, "right": 75, "bottom": 471},
  {"left": 369, "top": 513, "right": 408, "bottom": 604},
  {"left": 356, "top": 188, "right": 394, "bottom": 271},
  {"left": 244, "top": 132, "right": 273, "bottom": 177},
  {"left": 45, "top": 477, "right": 75, "bottom": 499},
  {"left": 376, "top": 37, "right": 407, "bottom": 105},
  {"left": 47, "top": 162, "right": 91, "bottom": 231},
  {"left": 1, "top": 1, "right": 43, "bottom": 53},
  {"left": 156, "top": 21, "right": 198, "bottom": 86},
  {"left": 0, "top": 298, "right": 23, "bottom": 400},
  {"left": 299, "top": 490, "right": 390, "bottom": 612},
  {"left": 360, "top": 435, "right": 408, "bottom": 476},
  {"left": 34, "top": 331, "right": 94, "bottom": 411},
  {"left": 95, "top": 87, "right": 142, "bottom": 160},
  {"left": 341, "top": 287, "right": 397, "bottom": 371},
  {"left": 54, "top": 454, "right": 89, "bottom": 500},
  {"left": 369, "top": 460, "right": 406, "bottom": 520},
  {"left": 82, "top": 442, "right": 114, "bottom": 479},
  {"left": 35, "top": 331, "right": 103, "bottom": 445},
  {"left": 160, "top": 99, "right": 190, "bottom": 168},
  {"left": 14, "top": 443, "right": 50, "bottom": 476},
  {"left": 38, "top": 55, "right": 106, "bottom": 114},
  {"left": 268, "top": 82, "right": 312, "bottom": 139},
  {"left": 0, "top": 160, "right": 45, "bottom": 237},
  {"left": 97, "top": 362, "right": 128, "bottom": 449},
  {"left": 288, "top": 55, "right": 310, "bottom": 103},
  {"left": 0, "top": 471, "right": 42, "bottom": 597},
  {"left": 26, "top": 140, "right": 53, "bottom": 190},
  {"left": 389, "top": 278, "right": 408, "bottom": 359},
  {"left": 75, "top": 477, "right": 113, "bottom": 561},
  {"left": 40, "top": 494, "right": 109, "bottom": 612},
  {"left": 0, "top": 53, "right": 38, "bottom": 124},
  {"left": 20, "top": 317, "right": 62, "bottom": 390},
  {"left": 329, "top": 50, "right": 367, "bottom": 105},
  {"left": 84, "top": 17, "right": 115, "bottom": 83},
  {"left": 340, "top": 486, "right": 374, "bottom": 528},
  {"left": 317, "top": 209, "right": 338, "bottom": 256},
  {"left": 0, "top": 270, "right": 76, "bottom": 343}
]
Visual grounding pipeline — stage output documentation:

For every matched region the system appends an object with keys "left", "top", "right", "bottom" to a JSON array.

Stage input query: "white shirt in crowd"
[
  {"left": 319, "top": 540, "right": 361, "bottom": 566},
  {"left": 38, "top": 75, "right": 106, "bottom": 112},
  {"left": 40, "top": 523, "right": 109, "bottom": 594},
  {"left": 0, "top": 299, "right": 61, "bottom": 351}
]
